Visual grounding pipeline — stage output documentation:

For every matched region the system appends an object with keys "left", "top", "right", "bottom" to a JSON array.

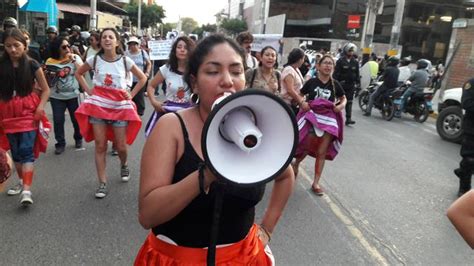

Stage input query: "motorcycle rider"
[
  {"left": 364, "top": 56, "right": 400, "bottom": 116},
  {"left": 69, "top": 25, "right": 86, "bottom": 55},
  {"left": 334, "top": 43, "right": 360, "bottom": 125},
  {"left": 454, "top": 78, "right": 474, "bottom": 197},
  {"left": 398, "top": 56, "right": 412, "bottom": 83},
  {"left": 395, "top": 59, "right": 430, "bottom": 117}
]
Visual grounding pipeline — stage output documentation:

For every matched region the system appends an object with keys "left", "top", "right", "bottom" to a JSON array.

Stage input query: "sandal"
[{"left": 311, "top": 186, "right": 324, "bottom": 196}]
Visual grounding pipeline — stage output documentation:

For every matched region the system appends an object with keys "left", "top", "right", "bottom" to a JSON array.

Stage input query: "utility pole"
[
  {"left": 137, "top": 0, "right": 142, "bottom": 36},
  {"left": 260, "top": 0, "right": 267, "bottom": 33},
  {"left": 361, "top": 0, "right": 383, "bottom": 57},
  {"left": 90, "top": 0, "right": 97, "bottom": 30},
  {"left": 388, "top": 0, "right": 405, "bottom": 56}
]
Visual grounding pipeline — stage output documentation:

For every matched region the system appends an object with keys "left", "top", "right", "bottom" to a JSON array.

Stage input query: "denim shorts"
[
  {"left": 89, "top": 116, "right": 128, "bottom": 127},
  {"left": 6, "top": 130, "right": 37, "bottom": 163}
]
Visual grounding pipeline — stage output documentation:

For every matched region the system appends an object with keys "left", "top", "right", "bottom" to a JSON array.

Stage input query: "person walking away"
[
  {"left": 245, "top": 46, "right": 281, "bottom": 95},
  {"left": 291, "top": 55, "right": 346, "bottom": 195},
  {"left": 135, "top": 34, "right": 295, "bottom": 265},
  {"left": 125, "top": 36, "right": 151, "bottom": 116},
  {"left": 144, "top": 36, "right": 195, "bottom": 137},
  {"left": 0, "top": 28, "right": 51, "bottom": 205},
  {"left": 395, "top": 59, "right": 430, "bottom": 117},
  {"left": 74, "top": 28, "right": 147, "bottom": 198},
  {"left": 280, "top": 48, "right": 306, "bottom": 115},
  {"left": 236, "top": 31, "right": 258, "bottom": 69},
  {"left": 364, "top": 56, "right": 400, "bottom": 116},
  {"left": 334, "top": 43, "right": 360, "bottom": 126},
  {"left": 453, "top": 78, "right": 474, "bottom": 197},
  {"left": 44, "top": 37, "right": 84, "bottom": 154}
]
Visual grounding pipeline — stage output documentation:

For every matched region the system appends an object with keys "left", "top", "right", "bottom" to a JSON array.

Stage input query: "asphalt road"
[{"left": 0, "top": 98, "right": 473, "bottom": 265}]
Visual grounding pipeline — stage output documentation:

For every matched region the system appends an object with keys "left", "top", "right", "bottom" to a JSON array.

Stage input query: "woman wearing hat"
[{"left": 125, "top": 36, "right": 151, "bottom": 116}]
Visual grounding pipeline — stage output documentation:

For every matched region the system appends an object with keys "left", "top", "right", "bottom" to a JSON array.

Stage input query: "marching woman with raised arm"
[
  {"left": 75, "top": 28, "right": 146, "bottom": 198},
  {"left": 135, "top": 35, "right": 294, "bottom": 265},
  {"left": 144, "top": 36, "right": 195, "bottom": 136},
  {"left": 0, "top": 29, "right": 51, "bottom": 205},
  {"left": 291, "top": 55, "right": 347, "bottom": 196}
]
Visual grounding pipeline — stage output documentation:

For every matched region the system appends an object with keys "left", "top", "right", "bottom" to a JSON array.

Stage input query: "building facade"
[{"left": 234, "top": 0, "right": 474, "bottom": 62}]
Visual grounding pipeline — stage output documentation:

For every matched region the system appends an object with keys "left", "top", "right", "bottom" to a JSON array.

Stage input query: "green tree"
[
  {"left": 125, "top": 3, "right": 165, "bottom": 29},
  {"left": 162, "top": 22, "right": 177, "bottom": 36},
  {"left": 180, "top": 17, "right": 199, "bottom": 34},
  {"left": 220, "top": 18, "right": 247, "bottom": 35},
  {"left": 193, "top": 23, "right": 217, "bottom": 37}
]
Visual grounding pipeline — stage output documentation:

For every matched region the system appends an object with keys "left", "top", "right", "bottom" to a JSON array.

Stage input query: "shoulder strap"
[
  {"left": 250, "top": 68, "right": 257, "bottom": 88},
  {"left": 123, "top": 55, "right": 129, "bottom": 79},
  {"left": 92, "top": 54, "right": 98, "bottom": 70},
  {"left": 276, "top": 71, "right": 281, "bottom": 90},
  {"left": 141, "top": 50, "right": 147, "bottom": 71},
  {"left": 173, "top": 112, "right": 189, "bottom": 140}
]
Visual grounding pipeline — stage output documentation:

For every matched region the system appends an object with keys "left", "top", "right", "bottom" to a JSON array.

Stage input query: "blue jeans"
[
  {"left": 50, "top": 97, "right": 82, "bottom": 148},
  {"left": 399, "top": 87, "right": 416, "bottom": 113},
  {"left": 7, "top": 130, "right": 36, "bottom": 163}
]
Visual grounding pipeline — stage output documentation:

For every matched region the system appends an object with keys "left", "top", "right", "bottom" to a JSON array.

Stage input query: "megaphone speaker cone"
[{"left": 202, "top": 89, "right": 298, "bottom": 186}]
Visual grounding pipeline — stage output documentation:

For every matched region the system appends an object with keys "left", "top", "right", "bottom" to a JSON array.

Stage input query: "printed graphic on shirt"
[
  {"left": 104, "top": 74, "right": 114, "bottom": 87},
  {"left": 312, "top": 86, "right": 332, "bottom": 100},
  {"left": 43, "top": 65, "right": 73, "bottom": 92}
]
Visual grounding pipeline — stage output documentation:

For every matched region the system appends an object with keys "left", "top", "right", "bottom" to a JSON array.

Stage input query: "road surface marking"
[{"left": 300, "top": 168, "right": 389, "bottom": 266}]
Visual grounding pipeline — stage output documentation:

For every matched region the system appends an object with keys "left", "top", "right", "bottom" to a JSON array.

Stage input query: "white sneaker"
[
  {"left": 7, "top": 182, "right": 23, "bottom": 196},
  {"left": 120, "top": 165, "right": 130, "bottom": 182},
  {"left": 20, "top": 191, "right": 33, "bottom": 205}
]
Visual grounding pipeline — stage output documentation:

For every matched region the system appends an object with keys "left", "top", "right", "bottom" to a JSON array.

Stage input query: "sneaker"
[
  {"left": 121, "top": 165, "right": 130, "bottom": 182},
  {"left": 55, "top": 146, "right": 65, "bottom": 155},
  {"left": 95, "top": 183, "right": 108, "bottom": 198},
  {"left": 7, "top": 182, "right": 23, "bottom": 196},
  {"left": 75, "top": 140, "right": 83, "bottom": 149},
  {"left": 20, "top": 190, "right": 33, "bottom": 205},
  {"left": 111, "top": 149, "right": 119, "bottom": 156}
]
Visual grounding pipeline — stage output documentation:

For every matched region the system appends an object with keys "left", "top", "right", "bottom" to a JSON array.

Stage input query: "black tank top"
[{"left": 152, "top": 113, "right": 266, "bottom": 247}]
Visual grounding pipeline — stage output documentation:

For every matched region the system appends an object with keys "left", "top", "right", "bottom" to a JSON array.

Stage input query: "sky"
[{"left": 157, "top": 0, "right": 227, "bottom": 25}]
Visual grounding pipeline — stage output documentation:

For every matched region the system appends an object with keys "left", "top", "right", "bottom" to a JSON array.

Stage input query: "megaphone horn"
[{"left": 201, "top": 89, "right": 298, "bottom": 186}]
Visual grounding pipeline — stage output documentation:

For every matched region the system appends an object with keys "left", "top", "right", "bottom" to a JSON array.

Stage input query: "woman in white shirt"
[
  {"left": 281, "top": 48, "right": 306, "bottom": 114},
  {"left": 75, "top": 28, "right": 147, "bottom": 199},
  {"left": 144, "top": 36, "right": 195, "bottom": 137}
]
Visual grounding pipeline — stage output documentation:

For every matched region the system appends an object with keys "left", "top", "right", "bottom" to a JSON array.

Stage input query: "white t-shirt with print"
[
  {"left": 159, "top": 64, "right": 190, "bottom": 103},
  {"left": 86, "top": 54, "right": 135, "bottom": 90}
]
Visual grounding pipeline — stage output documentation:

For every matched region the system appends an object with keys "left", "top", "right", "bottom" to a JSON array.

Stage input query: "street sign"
[{"left": 347, "top": 15, "right": 361, "bottom": 29}]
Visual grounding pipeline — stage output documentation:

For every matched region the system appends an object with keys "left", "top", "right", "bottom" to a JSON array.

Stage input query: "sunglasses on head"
[{"left": 61, "top": 44, "right": 71, "bottom": 50}]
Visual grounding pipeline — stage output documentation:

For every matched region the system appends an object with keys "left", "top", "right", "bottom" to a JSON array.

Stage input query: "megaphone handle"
[{"left": 207, "top": 183, "right": 225, "bottom": 266}]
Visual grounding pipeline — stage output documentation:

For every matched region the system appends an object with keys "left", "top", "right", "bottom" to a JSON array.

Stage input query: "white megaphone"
[{"left": 201, "top": 89, "right": 298, "bottom": 185}]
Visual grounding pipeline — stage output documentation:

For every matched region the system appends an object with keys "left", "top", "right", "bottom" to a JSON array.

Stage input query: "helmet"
[
  {"left": 80, "top": 31, "right": 90, "bottom": 40},
  {"left": 46, "top": 26, "right": 58, "bottom": 34},
  {"left": 416, "top": 59, "right": 430, "bottom": 70},
  {"left": 71, "top": 25, "right": 81, "bottom": 32},
  {"left": 386, "top": 56, "right": 400, "bottom": 67},
  {"left": 3, "top": 17, "right": 17, "bottom": 28},
  {"left": 343, "top": 43, "right": 357, "bottom": 54},
  {"left": 400, "top": 56, "right": 412, "bottom": 66}
]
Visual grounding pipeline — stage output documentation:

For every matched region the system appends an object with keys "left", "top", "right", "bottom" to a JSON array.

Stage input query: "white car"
[{"left": 436, "top": 87, "right": 463, "bottom": 143}]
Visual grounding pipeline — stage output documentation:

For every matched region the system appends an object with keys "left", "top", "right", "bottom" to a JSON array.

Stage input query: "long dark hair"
[
  {"left": 0, "top": 28, "right": 35, "bottom": 101},
  {"left": 184, "top": 34, "right": 245, "bottom": 91},
  {"left": 284, "top": 48, "right": 305, "bottom": 67},
  {"left": 168, "top": 36, "right": 195, "bottom": 73},
  {"left": 50, "top": 37, "right": 69, "bottom": 60}
]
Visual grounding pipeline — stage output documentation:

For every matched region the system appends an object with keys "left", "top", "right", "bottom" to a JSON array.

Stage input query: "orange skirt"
[{"left": 134, "top": 224, "right": 273, "bottom": 266}]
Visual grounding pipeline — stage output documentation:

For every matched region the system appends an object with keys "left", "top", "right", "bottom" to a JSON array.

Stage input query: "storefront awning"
[
  {"left": 57, "top": 3, "right": 91, "bottom": 16},
  {"left": 19, "top": 0, "right": 58, "bottom": 27}
]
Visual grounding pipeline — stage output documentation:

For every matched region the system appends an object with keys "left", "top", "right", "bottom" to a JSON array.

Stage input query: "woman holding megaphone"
[{"left": 136, "top": 34, "right": 295, "bottom": 265}]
